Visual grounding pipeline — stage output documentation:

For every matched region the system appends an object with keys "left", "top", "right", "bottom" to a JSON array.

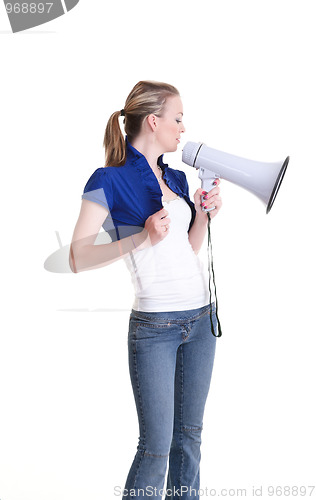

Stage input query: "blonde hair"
[{"left": 103, "top": 80, "right": 180, "bottom": 167}]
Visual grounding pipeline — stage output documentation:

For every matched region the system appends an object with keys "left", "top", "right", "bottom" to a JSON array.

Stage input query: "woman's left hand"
[{"left": 193, "top": 179, "right": 222, "bottom": 219}]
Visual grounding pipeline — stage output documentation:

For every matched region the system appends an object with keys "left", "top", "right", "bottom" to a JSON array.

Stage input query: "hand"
[
  {"left": 143, "top": 207, "right": 171, "bottom": 246},
  {"left": 193, "top": 179, "right": 222, "bottom": 219}
]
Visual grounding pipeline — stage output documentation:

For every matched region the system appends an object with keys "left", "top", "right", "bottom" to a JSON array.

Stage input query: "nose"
[{"left": 181, "top": 123, "right": 186, "bottom": 133}]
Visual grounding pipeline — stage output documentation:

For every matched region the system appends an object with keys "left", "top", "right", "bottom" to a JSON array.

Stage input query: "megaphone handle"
[{"left": 201, "top": 178, "right": 218, "bottom": 213}]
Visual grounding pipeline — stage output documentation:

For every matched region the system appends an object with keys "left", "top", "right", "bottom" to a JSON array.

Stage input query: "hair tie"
[{"left": 120, "top": 109, "right": 125, "bottom": 117}]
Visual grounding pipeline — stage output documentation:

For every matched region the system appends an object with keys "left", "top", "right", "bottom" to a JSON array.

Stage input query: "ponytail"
[
  {"left": 103, "top": 110, "right": 126, "bottom": 167},
  {"left": 103, "top": 80, "right": 180, "bottom": 168}
]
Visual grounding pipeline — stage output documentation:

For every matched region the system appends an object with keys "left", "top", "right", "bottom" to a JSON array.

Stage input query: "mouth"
[{"left": 176, "top": 138, "right": 180, "bottom": 143}]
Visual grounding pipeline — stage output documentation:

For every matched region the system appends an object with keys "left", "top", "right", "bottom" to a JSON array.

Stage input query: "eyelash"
[{"left": 176, "top": 119, "right": 182, "bottom": 124}]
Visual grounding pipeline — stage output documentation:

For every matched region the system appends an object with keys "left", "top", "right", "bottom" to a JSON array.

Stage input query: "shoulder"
[
  {"left": 83, "top": 166, "right": 122, "bottom": 191},
  {"left": 82, "top": 167, "right": 115, "bottom": 211},
  {"left": 83, "top": 167, "right": 108, "bottom": 187}
]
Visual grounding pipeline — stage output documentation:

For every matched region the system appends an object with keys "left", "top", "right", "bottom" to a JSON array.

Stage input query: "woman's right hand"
[{"left": 143, "top": 208, "right": 170, "bottom": 246}]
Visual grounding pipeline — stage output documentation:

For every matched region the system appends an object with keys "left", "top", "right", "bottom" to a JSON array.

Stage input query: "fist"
[
  {"left": 193, "top": 179, "right": 222, "bottom": 219},
  {"left": 144, "top": 207, "right": 171, "bottom": 245}
]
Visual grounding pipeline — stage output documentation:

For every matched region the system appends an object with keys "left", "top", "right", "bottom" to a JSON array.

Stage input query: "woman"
[{"left": 69, "top": 81, "right": 222, "bottom": 499}]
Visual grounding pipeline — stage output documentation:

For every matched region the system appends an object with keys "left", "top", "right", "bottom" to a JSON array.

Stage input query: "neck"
[{"left": 130, "top": 134, "right": 163, "bottom": 171}]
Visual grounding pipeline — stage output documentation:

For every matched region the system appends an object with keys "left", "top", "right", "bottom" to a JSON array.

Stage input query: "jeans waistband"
[{"left": 130, "top": 302, "right": 215, "bottom": 324}]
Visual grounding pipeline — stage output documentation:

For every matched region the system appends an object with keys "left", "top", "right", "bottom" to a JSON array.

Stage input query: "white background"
[{"left": 1, "top": 1, "right": 315, "bottom": 499}]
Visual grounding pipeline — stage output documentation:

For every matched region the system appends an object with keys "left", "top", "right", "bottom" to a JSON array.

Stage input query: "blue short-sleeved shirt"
[{"left": 82, "top": 137, "right": 196, "bottom": 241}]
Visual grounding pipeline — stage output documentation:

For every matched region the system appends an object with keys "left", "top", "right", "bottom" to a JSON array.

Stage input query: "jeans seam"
[
  {"left": 130, "top": 347, "right": 146, "bottom": 489},
  {"left": 179, "top": 345, "right": 184, "bottom": 485},
  {"left": 181, "top": 324, "right": 190, "bottom": 342}
]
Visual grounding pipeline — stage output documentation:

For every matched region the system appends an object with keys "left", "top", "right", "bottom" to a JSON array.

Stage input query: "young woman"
[{"left": 69, "top": 81, "right": 222, "bottom": 499}]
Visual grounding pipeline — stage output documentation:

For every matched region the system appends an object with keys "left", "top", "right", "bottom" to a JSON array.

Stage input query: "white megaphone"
[{"left": 182, "top": 142, "right": 289, "bottom": 213}]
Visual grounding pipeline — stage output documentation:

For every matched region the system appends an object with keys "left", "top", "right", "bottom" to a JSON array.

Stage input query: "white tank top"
[{"left": 123, "top": 196, "right": 210, "bottom": 312}]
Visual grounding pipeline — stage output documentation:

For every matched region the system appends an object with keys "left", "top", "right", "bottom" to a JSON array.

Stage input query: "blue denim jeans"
[{"left": 124, "top": 302, "right": 217, "bottom": 499}]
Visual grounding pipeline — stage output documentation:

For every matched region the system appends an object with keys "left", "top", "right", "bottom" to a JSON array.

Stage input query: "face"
[{"left": 154, "top": 95, "right": 186, "bottom": 153}]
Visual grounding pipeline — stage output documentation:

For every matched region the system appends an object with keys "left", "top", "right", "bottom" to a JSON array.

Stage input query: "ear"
[{"left": 146, "top": 114, "right": 158, "bottom": 133}]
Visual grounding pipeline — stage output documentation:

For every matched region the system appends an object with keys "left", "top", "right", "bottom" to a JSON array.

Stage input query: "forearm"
[
  {"left": 188, "top": 213, "right": 208, "bottom": 254},
  {"left": 69, "top": 229, "right": 150, "bottom": 273}
]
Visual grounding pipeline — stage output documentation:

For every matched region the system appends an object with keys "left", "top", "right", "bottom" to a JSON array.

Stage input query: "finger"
[
  {"left": 157, "top": 216, "right": 168, "bottom": 225},
  {"left": 210, "top": 186, "right": 220, "bottom": 195},
  {"left": 159, "top": 208, "right": 169, "bottom": 218},
  {"left": 161, "top": 218, "right": 171, "bottom": 228},
  {"left": 207, "top": 194, "right": 221, "bottom": 204},
  {"left": 203, "top": 194, "right": 220, "bottom": 207},
  {"left": 202, "top": 195, "right": 222, "bottom": 210},
  {"left": 203, "top": 187, "right": 220, "bottom": 199},
  {"left": 206, "top": 197, "right": 222, "bottom": 210}
]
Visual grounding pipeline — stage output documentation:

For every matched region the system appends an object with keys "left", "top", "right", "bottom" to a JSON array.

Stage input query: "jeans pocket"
[{"left": 131, "top": 315, "right": 178, "bottom": 341}]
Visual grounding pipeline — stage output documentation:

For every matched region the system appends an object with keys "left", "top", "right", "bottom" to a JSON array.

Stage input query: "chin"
[{"left": 163, "top": 142, "right": 178, "bottom": 153}]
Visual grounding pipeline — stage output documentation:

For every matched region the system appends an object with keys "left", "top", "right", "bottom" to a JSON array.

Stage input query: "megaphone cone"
[{"left": 182, "top": 142, "right": 289, "bottom": 213}]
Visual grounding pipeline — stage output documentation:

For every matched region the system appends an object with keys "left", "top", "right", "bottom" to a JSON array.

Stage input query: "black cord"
[{"left": 207, "top": 212, "right": 222, "bottom": 337}]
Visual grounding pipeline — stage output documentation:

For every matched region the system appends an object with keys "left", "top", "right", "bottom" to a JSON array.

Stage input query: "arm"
[
  {"left": 69, "top": 200, "right": 171, "bottom": 273},
  {"left": 188, "top": 182, "right": 222, "bottom": 254},
  {"left": 188, "top": 209, "right": 208, "bottom": 255},
  {"left": 69, "top": 200, "right": 148, "bottom": 273}
]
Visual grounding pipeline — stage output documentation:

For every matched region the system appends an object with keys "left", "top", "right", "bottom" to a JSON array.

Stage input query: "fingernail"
[
  {"left": 213, "top": 181, "right": 218, "bottom": 186},
  {"left": 202, "top": 191, "right": 208, "bottom": 195},
  {"left": 203, "top": 195, "right": 208, "bottom": 200},
  {"left": 201, "top": 202, "right": 206, "bottom": 207}
]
